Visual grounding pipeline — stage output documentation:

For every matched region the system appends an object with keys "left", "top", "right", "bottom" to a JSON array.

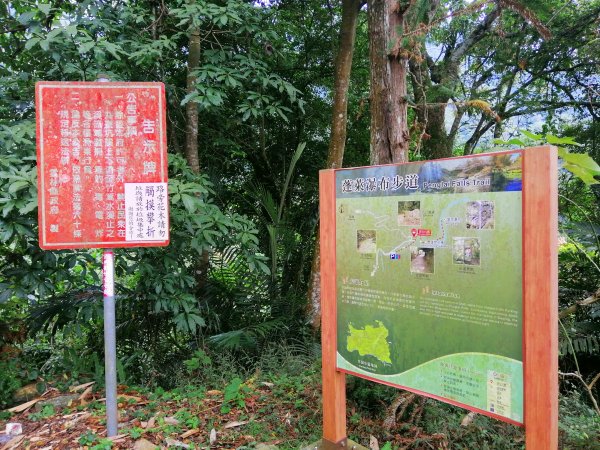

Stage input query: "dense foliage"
[{"left": 0, "top": 0, "right": 599, "bottom": 446}]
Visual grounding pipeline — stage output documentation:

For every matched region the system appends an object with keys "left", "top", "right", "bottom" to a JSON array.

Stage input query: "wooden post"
[
  {"left": 320, "top": 169, "right": 347, "bottom": 445},
  {"left": 523, "top": 146, "right": 559, "bottom": 449}
]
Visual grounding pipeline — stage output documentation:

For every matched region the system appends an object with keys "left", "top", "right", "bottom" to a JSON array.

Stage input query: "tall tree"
[
  {"left": 185, "top": 20, "right": 201, "bottom": 173},
  {"left": 307, "top": 0, "right": 364, "bottom": 327}
]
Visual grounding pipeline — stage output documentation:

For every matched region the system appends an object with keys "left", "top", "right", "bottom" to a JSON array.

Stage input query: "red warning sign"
[{"left": 36, "top": 81, "right": 169, "bottom": 249}]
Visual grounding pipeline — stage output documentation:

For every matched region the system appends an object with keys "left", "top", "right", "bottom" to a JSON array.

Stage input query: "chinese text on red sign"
[{"left": 36, "top": 82, "right": 169, "bottom": 249}]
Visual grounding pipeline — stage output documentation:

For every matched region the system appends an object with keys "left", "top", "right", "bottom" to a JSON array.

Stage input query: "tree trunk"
[
  {"left": 368, "top": 0, "right": 410, "bottom": 165},
  {"left": 307, "top": 0, "right": 363, "bottom": 328},
  {"left": 422, "top": 102, "right": 453, "bottom": 159},
  {"left": 184, "top": 22, "right": 210, "bottom": 293},
  {"left": 410, "top": 54, "right": 455, "bottom": 160},
  {"left": 185, "top": 27, "right": 201, "bottom": 173}
]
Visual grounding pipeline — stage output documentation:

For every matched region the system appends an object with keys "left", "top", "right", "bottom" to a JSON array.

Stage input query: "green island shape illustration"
[{"left": 347, "top": 321, "right": 392, "bottom": 364}]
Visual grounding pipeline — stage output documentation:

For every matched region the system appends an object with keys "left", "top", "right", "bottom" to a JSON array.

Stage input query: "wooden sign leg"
[
  {"left": 523, "top": 146, "right": 558, "bottom": 449},
  {"left": 320, "top": 169, "right": 347, "bottom": 446}
]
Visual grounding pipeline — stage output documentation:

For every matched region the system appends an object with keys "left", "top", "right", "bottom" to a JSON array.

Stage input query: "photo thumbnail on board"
[
  {"left": 453, "top": 237, "right": 481, "bottom": 265},
  {"left": 357, "top": 230, "right": 377, "bottom": 254},
  {"left": 410, "top": 247, "right": 434, "bottom": 274},
  {"left": 466, "top": 200, "right": 495, "bottom": 229},
  {"left": 398, "top": 201, "right": 421, "bottom": 226}
]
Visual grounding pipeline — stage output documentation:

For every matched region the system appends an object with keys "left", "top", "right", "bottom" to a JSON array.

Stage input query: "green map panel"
[{"left": 335, "top": 152, "right": 523, "bottom": 424}]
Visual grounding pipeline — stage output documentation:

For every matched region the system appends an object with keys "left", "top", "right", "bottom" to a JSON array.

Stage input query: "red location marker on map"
[{"left": 411, "top": 228, "right": 418, "bottom": 237}]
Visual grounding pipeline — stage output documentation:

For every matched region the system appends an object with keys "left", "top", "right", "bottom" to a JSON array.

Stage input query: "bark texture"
[
  {"left": 368, "top": 0, "right": 410, "bottom": 165},
  {"left": 184, "top": 22, "right": 209, "bottom": 292},
  {"left": 185, "top": 27, "right": 201, "bottom": 173}
]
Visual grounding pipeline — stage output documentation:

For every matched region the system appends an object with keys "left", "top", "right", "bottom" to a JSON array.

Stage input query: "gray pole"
[
  {"left": 97, "top": 73, "right": 118, "bottom": 437},
  {"left": 102, "top": 249, "right": 118, "bottom": 437}
]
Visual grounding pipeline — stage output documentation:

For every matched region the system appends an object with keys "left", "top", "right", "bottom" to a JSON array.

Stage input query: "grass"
[{"left": 0, "top": 343, "right": 598, "bottom": 449}]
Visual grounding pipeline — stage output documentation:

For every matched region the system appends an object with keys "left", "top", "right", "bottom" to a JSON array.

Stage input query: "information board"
[
  {"left": 36, "top": 81, "right": 169, "bottom": 249},
  {"left": 335, "top": 151, "right": 523, "bottom": 424}
]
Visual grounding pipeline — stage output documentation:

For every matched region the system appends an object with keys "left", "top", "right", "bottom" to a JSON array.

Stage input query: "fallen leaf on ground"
[
  {"left": 133, "top": 438, "right": 158, "bottom": 450},
  {"left": 78, "top": 386, "right": 93, "bottom": 401},
  {"left": 69, "top": 382, "right": 95, "bottom": 393},
  {"left": 369, "top": 434, "right": 379, "bottom": 450},
  {"left": 1, "top": 435, "right": 24, "bottom": 450},
  {"left": 165, "top": 437, "right": 190, "bottom": 448},
  {"left": 107, "top": 433, "right": 129, "bottom": 442},
  {"left": 63, "top": 412, "right": 91, "bottom": 429},
  {"left": 7, "top": 398, "right": 40, "bottom": 413},
  {"left": 460, "top": 411, "right": 477, "bottom": 427},
  {"left": 209, "top": 428, "right": 217, "bottom": 445},
  {"left": 223, "top": 420, "right": 248, "bottom": 429},
  {"left": 180, "top": 429, "right": 199, "bottom": 439},
  {"left": 164, "top": 416, "right": 179, "bottom": 425},
  {"left": 118, "top": 394, "right": 141, "bottom": 400}
]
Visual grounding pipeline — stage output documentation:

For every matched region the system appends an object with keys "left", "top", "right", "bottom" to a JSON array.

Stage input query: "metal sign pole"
[
  {"left": 96, "top": 73, "right": 118, "bottom": 437},
  {"left": 102, "top": 249, "right": 118, "bottom": 436}
]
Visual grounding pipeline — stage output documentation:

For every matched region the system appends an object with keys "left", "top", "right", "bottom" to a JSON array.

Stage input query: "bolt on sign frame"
[{"left": 318, "top": 147, "right": 558, "bottom": 449}]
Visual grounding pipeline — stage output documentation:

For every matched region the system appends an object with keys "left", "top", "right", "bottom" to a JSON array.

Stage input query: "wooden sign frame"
[{"left": 318, "top": 146, "right": 558, "bottom": 449}]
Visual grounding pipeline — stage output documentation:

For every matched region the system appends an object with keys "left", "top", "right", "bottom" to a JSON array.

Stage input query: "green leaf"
[
  {"left": 78, "top": 40, "right": 95, "bottom": 54},
  {"left": 18, "top": 11, "right": 36, "bottom": 25},
  {"left": 187, "top": 315, "right": 196, "bottom": 333},
  {"left": 13, "top": 223, "right": 34, "bottom": 237},
  {"left": 559, "top": 149, "right": 600, "bottom": 173},
  {"left": 25, "top": 38, "right": 40, "bottom": 50},
  {"left": 39, "top": 3, "right": 52, "bottom": 15},
  {"left": 8, "top": 180, "right": 29, "bottom": 194},
  {"left": 181, "top": 194, "right": 197, "bottom": 212},
  {"left": 18, "top": 201, "right": 37, "bottom": 215},
  {"left": 521, "top": 130, "right": 542, "bottom": 140},
  {"left": 562, "top": 162, "right": 599, "bottom": 185},
  {"left": 47, "top": 27, "right": 63, "bottom": 40},
  {"left": 102, "top": 42, "right": 122, "bottom": 60},
  {"left": 545, "top": 134, "right": 582, "bottom": 146},
  {"left": 202, "top": 230, "right": 216, "bottom": 246},
  {"left": 559, "top": 147, "right": 600, "bottom": 184},
  {"left": 181, "top": 91, "right": 199, "bottom": 106},
  {"left": 65, "top": 25, "right": 78, "bottom": 36},
  {"left": 506, "top": 138, "right": 525, "bottom": 147}
]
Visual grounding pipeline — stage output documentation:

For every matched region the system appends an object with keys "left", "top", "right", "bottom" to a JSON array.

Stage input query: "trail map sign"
[
  {"left": 336, "top": 151, "right": 523, "bottom": 423},
  {"left": 36, "top": 81, "right": 169, "bottom": 249},
  {"left": 317, "top": 147, "right": 558, "bottom": 450}
]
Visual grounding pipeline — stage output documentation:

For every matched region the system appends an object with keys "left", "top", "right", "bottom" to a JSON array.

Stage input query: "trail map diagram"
[
  {"left": 334, "top": 152, "right": 524, "bottom": 423},
  {"left": 350, "top": 196, "right": 491, "bottom": 277}
]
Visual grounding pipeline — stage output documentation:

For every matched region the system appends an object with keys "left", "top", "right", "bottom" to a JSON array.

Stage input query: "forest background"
[{"left": 0, "top": 0, "right": 599, "bottom": 448}]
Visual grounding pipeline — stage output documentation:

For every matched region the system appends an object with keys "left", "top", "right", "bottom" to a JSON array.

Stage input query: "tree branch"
[
  {"left": 559, "top": 287, "right": 600, "bottom": 319},
  {"left": 449, "top": 6, "right": 501, "bottom": 67}
]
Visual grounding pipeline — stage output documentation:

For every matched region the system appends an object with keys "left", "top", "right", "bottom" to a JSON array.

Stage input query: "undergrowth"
[{"left": 2, "top": 340, "right": 599, "bottom": 449}]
